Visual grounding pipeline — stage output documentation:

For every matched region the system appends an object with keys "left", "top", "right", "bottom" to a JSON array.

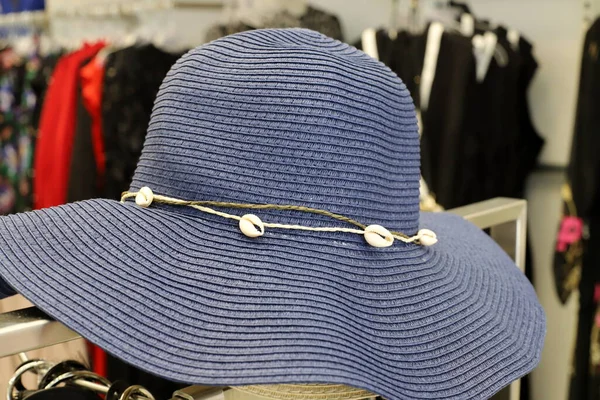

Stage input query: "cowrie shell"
[
  {"left": 135, "top": 186, "right": 154, "bottom": 208},
  {"left": 364, "top": 225, "right": 394, "bottom": 247},
  {"left": 417, "top": 229, "right": 438, "bottom": 246},
  {"left": 239, "top": 214, "right": 265, "bottom": 238}
]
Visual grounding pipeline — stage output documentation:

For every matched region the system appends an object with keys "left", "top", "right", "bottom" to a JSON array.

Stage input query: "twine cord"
[{"left": 120, "top": 188, "right": 437, "bottom": 247}]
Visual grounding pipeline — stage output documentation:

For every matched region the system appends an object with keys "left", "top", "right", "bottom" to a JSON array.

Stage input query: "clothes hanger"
[
  {"left": 472, "top": 31, "right": 497, "bottom": 82},
  {"left": 507, "top": 29, "right": 520, "bottom": 51},
  {"left": 420, "top": 21, "right": 444, "bottom": 111},
  {"left": 407, "top": 0, "right": 422, "bottom": 34},
  {"left": 388, "top": 0, "right": 399, "bottom": 39},
  {"left": 106, "top": 381, "right": 133, "bottom": 400},
  {"left": 7, "top": 356, "right": 159, "bottom": 400},
  {"left": 459, "top": 12, "right": 474, "bottom": 36},
  {"left": 382, "top": 0, "right": 424, "bottom": 42},
  {"left": 7, "top": 359, "right": 55, "bottom": 400},
  {"left": 361, "top": 28, "right": 379, "bottom": 60},
  {"left": 37, "top": 360, "right": 88, "bottom": 389},
  {"left": 446, "top": 9, "right": 509, "bottom": 77},
  {"left": 583, "top": 0, "right": 592, "bottom": 29}
]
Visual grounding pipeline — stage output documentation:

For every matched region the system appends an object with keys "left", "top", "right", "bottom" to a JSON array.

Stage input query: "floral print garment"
[
  {"left": 0, "top": 48, "right": 41, "bottom": 215},
  {"left": 554, "top": 183, "right": 586, "bottom": 304}
]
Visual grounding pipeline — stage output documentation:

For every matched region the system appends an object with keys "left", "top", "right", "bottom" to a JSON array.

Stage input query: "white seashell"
[
  {"left": 418, "top": 229, "right": 438, "bottom": 246},
  {"left": 135, "top": 186, "right": 154, "bottom": 208},
  {"left": 239, "top": 214, "right": 265, "bottom": 238},
  {"left": 364, "top": 225, "right": 394, "bottom": 247}
]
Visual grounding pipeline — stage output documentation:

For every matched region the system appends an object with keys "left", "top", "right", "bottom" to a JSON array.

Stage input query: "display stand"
[
  {"left": 0, "top": 197, "right": 528, "bottom": 400},
  {"left": 450, "top": 197, "right": 527, "bottom": 400}
]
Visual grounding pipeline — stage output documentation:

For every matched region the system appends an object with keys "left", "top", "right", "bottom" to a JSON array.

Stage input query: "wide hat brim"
[{"left": 0, "top": 199, "right": 545, "bottom": 400}]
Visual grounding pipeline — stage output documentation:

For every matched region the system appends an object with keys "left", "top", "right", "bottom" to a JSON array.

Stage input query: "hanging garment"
[
  {"left": 31, "top": 53, "right": 60, "bottom": 129},
  {"left": 354, "top": 27, "right": 474, "bottom": 209},
  {"left": 355, "top": 29, "right": 425, "bottom": 106},
  {"left": 484, "top": 27, "right": 544, "bottom": 200},
  {"left": 101, "top": 44, "right": 180, "bottom": 202},
  {"left": 479, "top": 31, "right": 521, "bottom": 203},
  {"left": 81, "top": 56, "right": 106, "bottom": 186},
  {"left": 67, "top": 53, "right": 109, "bottom": 203},
  {"left": 569, "top": 18, "right": 600, "bottom": 222},
  {"left": 567, "top": 17, "right": 600, "bottom": 400},
  {"left": 419, "top": 29, "right": 474, "bottom": 209},
  {"left": 554, "top": 183, "right": 585, "bottom": 304},
  {"left": 0, "top": 48, "right": 42, "bottom": 215},
  {"left": 511, "top": 31, "right": 545, "bottom": 197},
  {"left": 33, "top": 42, "right": 105, "bottom": 209},
  {"left": 67, "top": 55, "right": 96, "bottom": 203}
]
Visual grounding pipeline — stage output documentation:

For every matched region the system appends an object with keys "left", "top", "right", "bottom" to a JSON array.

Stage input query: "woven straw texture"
[
  {"left": 0, "top": 29, "right": 545, "bottom": 400},
  {"left": 232, "top": 383, "right": 376, "bottom": 399}
]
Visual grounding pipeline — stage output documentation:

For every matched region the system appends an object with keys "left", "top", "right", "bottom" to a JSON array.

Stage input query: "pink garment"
[{"left": 556, "top": 216, "right": 584, "bottom": 252}]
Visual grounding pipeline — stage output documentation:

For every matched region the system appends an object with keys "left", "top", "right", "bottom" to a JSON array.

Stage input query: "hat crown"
[{"left": 130, "top": 29, "right": 421, "bottom": 234}]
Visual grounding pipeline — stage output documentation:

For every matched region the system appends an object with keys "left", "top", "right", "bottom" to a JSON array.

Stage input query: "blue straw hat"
[{"left": 0, "top": 29, "right": 544, "bottom": 399}]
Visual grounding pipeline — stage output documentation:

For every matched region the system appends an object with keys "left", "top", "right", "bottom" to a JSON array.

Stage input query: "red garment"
[
  {"left": 33, "top": 42, "right": 105, "bottom": 209},
  {"left": 92, "top": 343, "right": 107, "bottom": 377},
  {"left": 80, "top": 56, "right": 106, "bottom": 183},
  {"left": 86, "top": 341, "right": 107, "bottom": 377}
]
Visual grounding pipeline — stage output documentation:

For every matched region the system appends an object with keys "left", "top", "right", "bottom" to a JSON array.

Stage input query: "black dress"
[
  {"left": 419, "top": 29, "right": 475, "bottom": 209},
  {"left": 354, "top": 28, "right": 475, "bottom": 209},
  {"left": 101, "top": 44, "right": 181, "bottom": 202},
  {"left": 67, "top": 56, "right": 96, "bottom": 203}
]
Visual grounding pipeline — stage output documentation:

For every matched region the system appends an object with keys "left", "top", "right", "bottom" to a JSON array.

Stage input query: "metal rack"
[
  {"left": 450, "top": 197, "right": 526, "bottom": 400},
  {"left": 0, "top": 197, "right": 527, "bottom": 400}
]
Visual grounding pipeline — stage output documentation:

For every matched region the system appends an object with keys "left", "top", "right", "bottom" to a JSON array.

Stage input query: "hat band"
[{"left": 120, "top": 187, "right": 437, "bottom": 248}]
